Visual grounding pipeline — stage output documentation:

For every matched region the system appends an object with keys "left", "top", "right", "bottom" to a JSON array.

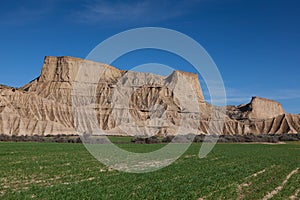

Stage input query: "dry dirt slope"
[{"left": 0, "top": 56, "right": 299, "bottom": 135}]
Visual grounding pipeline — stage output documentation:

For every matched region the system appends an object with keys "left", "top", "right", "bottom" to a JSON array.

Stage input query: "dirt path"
[
  {"left": 262, "top": 168, "right": 299, "bottom": 200},
  {"left": 237, "top": 168, "right": 267, "bottom": 200},
  {"left": 289, "top": 188, "right": 300, "bottom": 200}
]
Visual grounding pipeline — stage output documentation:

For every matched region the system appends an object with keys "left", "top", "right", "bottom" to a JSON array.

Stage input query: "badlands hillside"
[{"left": 0, "top": 56, "right": 299, "bottom": 136}]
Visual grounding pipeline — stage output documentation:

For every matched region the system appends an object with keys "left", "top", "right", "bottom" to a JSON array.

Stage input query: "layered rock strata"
[{"left": 0, "top": 56, "right": 299, "bottom": 136}]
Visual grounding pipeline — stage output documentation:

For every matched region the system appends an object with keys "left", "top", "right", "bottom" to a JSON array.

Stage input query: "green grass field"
[{"left": 0, "top": 141, "right": 299, "bottom": 199}]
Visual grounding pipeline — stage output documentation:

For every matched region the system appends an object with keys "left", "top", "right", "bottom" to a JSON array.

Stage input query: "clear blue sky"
[{"left": 0, "top": 0, "right": 299, "bottom": 113}]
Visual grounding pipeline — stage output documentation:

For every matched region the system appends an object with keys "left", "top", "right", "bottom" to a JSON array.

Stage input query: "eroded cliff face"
[
  {"left": 1, "top": 56, "right": 299, "bottom": 136},
  {"left": 0, "top": 84, "right": 74, "bottom": 135}
]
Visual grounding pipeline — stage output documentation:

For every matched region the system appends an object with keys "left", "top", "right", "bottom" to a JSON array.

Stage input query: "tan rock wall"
[{"left": 0, "top": 56, "right": 299, "bottom": 136}]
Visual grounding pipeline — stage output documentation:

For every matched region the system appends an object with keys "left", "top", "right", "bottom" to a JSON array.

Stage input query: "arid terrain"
[{"left": 0, "top": 56, "right": 299, "bottom": 136}]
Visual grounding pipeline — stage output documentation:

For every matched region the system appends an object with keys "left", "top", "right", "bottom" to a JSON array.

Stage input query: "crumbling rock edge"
[{"left": 0, "top": 56, "right": 299, "bottom": 136}]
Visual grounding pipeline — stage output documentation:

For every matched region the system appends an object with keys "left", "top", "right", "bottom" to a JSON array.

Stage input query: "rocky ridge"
[{"left": 0, "top": 56, "right": 299, "bottom": 136}]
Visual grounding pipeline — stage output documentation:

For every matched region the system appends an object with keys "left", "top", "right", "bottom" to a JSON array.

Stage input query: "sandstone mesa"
[{"left": 0, "top": 56, "right": 299, "bottom": 136}]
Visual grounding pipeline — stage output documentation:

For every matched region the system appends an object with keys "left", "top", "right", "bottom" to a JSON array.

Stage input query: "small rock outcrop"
[
  {"left": 230, "top": 96, "right": 285, "bottom": 120},
  {"left": 0, "top": 56, "right": 299, "bottom": 136}
]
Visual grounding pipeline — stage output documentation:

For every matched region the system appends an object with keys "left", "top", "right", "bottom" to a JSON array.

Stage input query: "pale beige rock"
[
  {"left": 0, "top": 56, "right": 299, "bottom": 136},
  {"left": 246, "top": 96, "right": 285, "bottom": 120}
]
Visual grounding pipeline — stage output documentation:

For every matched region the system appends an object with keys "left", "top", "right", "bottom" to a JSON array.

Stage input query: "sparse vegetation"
[
  {"left": 0, "top": 141, "right": 299, "bottom": 199},
  {"left": 1, "top": 133, "right": 300, "bottom": 144},
  {"left": 0, "top": 134, "right": 82, "bottom": 143},
  {"left": 131, "top": 133, "right": 300, "bottom": 144}
]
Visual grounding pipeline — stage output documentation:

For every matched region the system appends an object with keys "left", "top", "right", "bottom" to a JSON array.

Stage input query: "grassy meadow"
[{"left": 0, "top": 140, "right": 299, "bottom": 199}]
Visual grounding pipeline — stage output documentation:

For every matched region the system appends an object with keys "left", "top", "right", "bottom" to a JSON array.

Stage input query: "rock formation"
[{"left": 0, "top": 56, "right": 299, "bottom": 136}]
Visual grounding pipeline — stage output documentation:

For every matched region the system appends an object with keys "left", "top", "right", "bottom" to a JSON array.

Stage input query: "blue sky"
[{"left": 0, "top": 0, "right": 299, "bottom": 113}]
